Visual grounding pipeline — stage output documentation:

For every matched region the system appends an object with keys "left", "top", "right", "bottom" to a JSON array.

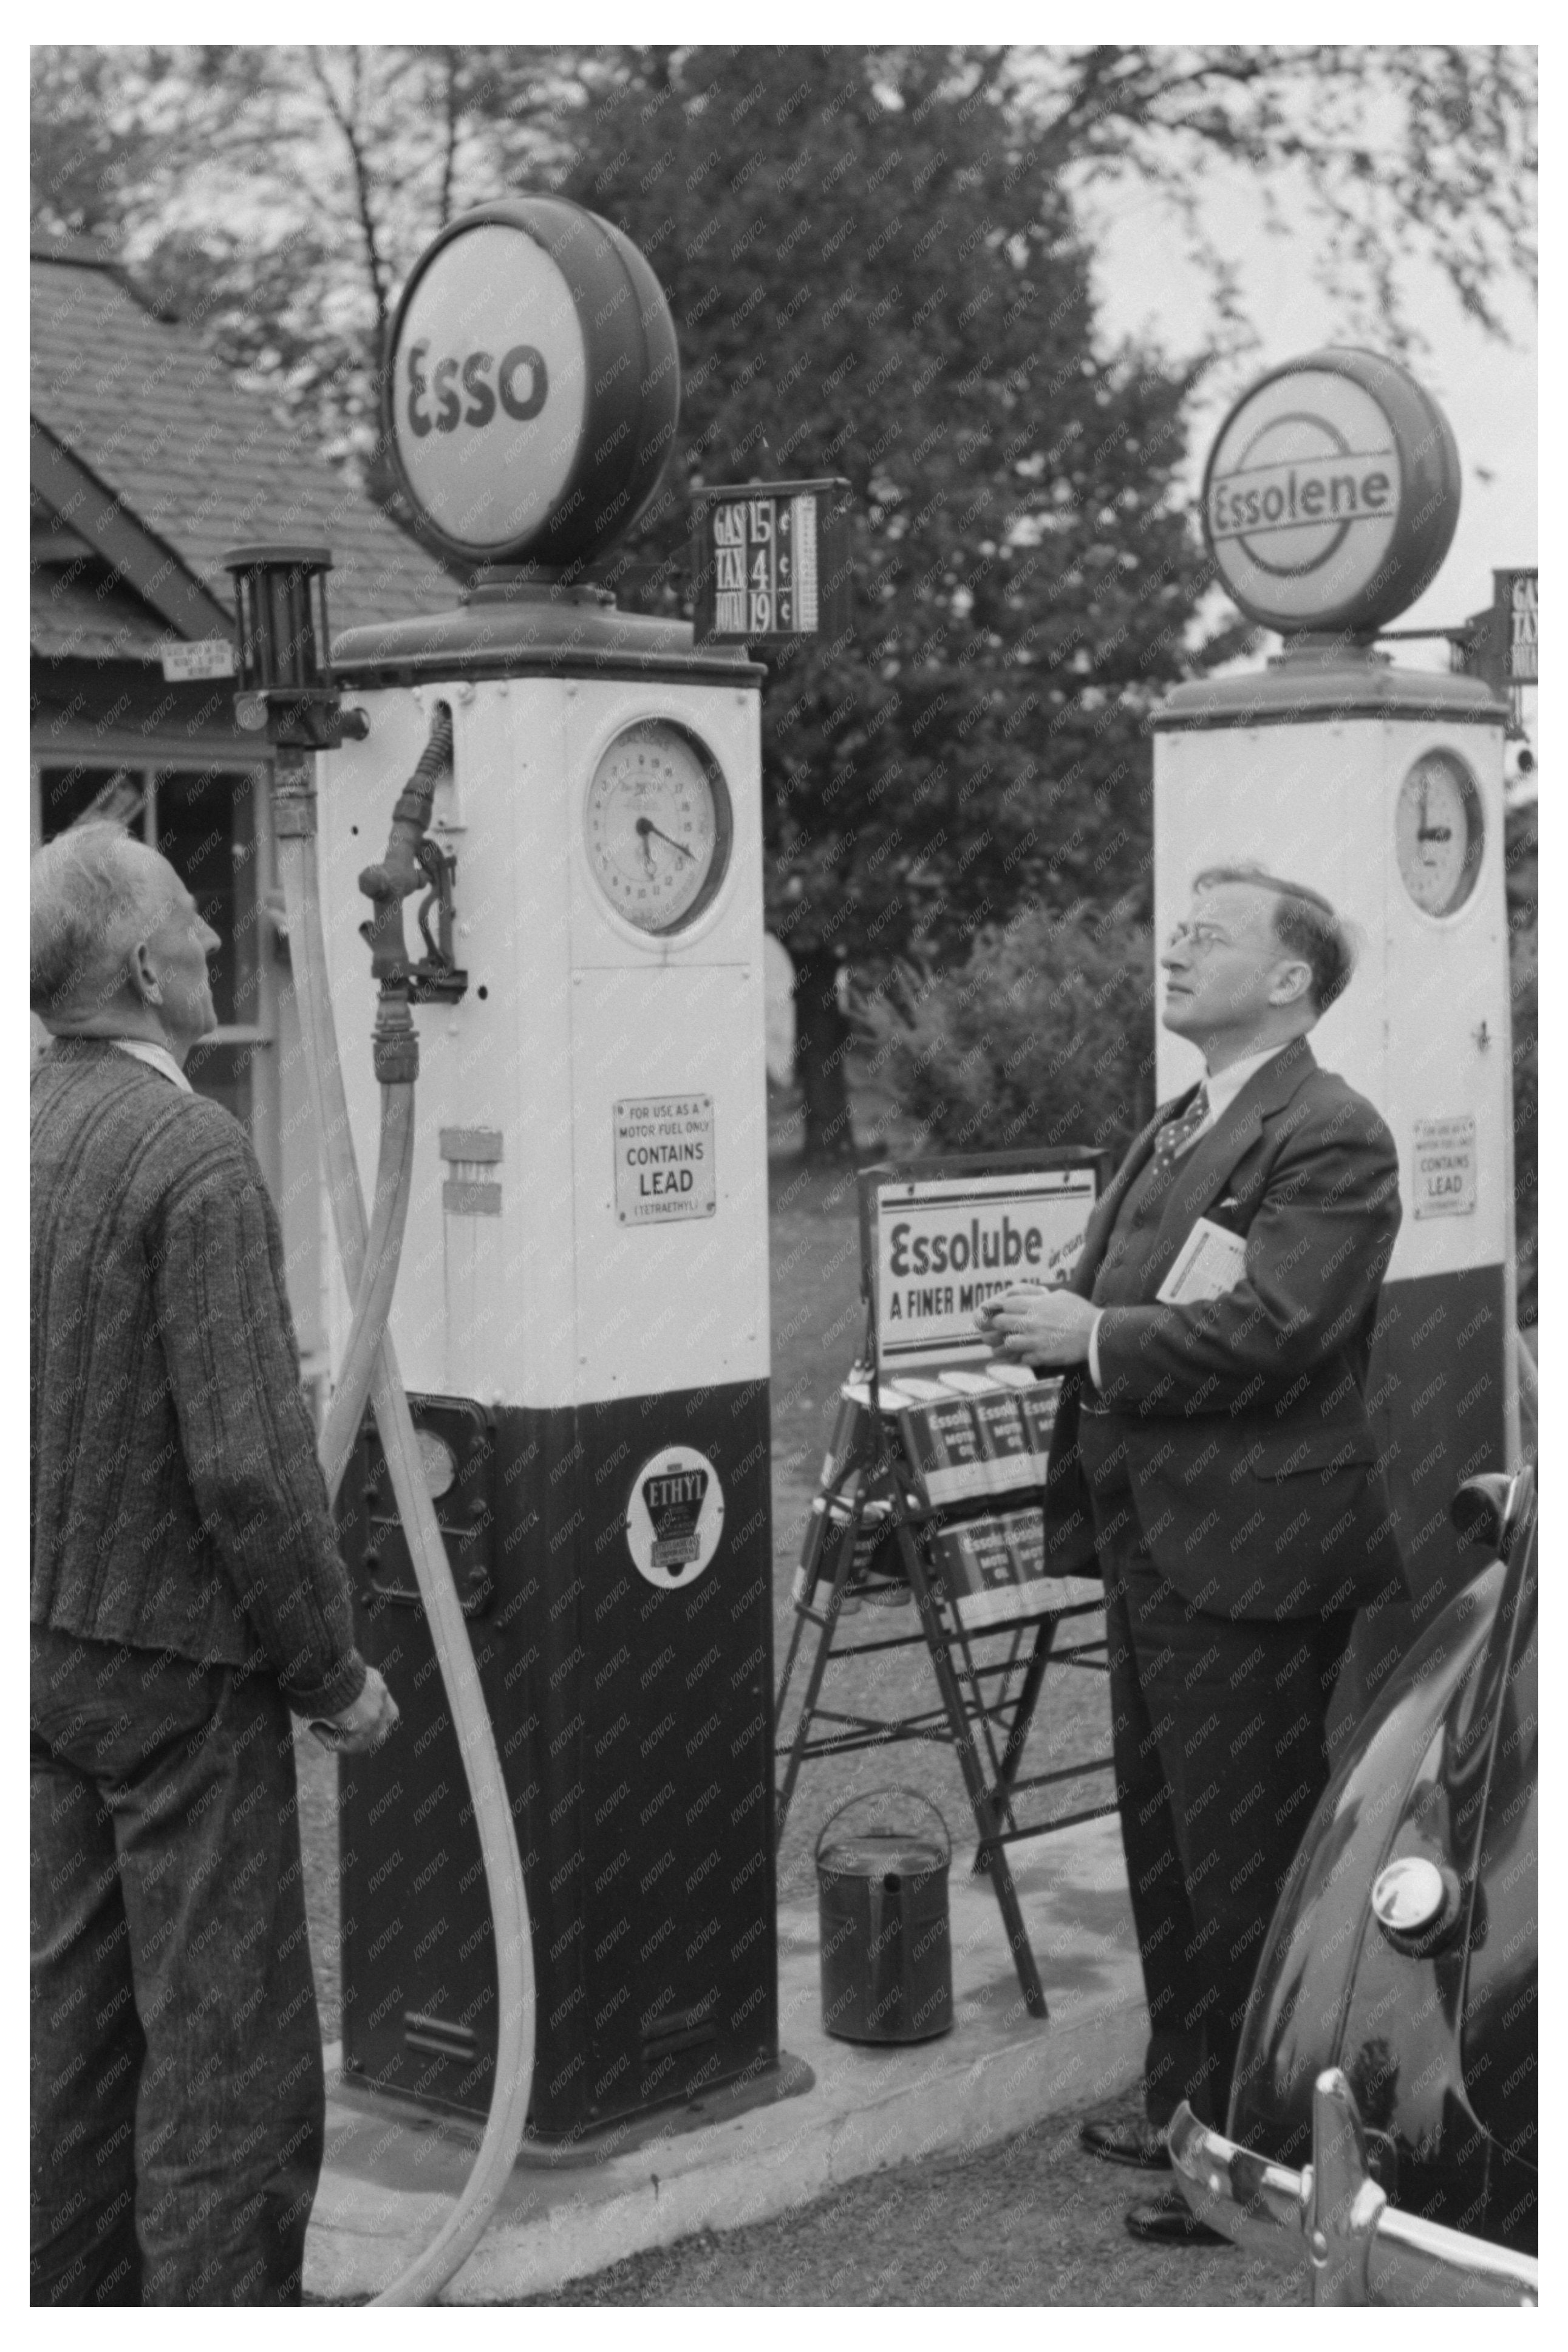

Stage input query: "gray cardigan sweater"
[{"left": 31, "top": 1037, "right": 365, "bottom": 1716}]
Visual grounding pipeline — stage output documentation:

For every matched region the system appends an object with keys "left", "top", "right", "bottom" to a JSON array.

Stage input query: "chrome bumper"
[{"left": 1168, "top": 2069, "right": 1538, "bottom": 2307}]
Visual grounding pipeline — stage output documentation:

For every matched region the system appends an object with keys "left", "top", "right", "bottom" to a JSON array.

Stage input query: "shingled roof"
[{"left": 30, "top": 233, "right": 456, "bottom": 658}]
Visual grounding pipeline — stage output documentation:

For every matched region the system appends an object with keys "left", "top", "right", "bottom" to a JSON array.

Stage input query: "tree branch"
[
  {"left": 438, "top": 47, "right": 460, "bottom": 230},
  {"left": 308, "top": 46, "right": 390, "bottom": 353}
]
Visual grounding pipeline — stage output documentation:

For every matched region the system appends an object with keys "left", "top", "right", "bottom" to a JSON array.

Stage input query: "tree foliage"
[
  {"left": 857, "top": 905, "right": 1159, "bottom": 1167},
  {"left": 32, "top": 44, "right": 1538, "bottom": 404},
  {"left": 1009, "top": 45, "right": 1536, "bottom": 347},
  {"left": 540, "top": 48, "right": 1238, "bottom": 1150},
  {"left": 31, "top": 44, "right": 1537, "bottom": 1154},
  {"left": 558, "top": 50, "right": 1222, "bottom": 936}
]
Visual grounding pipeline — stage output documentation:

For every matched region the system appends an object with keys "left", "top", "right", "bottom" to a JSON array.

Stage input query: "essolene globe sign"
[
  {"left": 1202, "top": 349, "right": 1461, "bottom": 636},
  {"left": 386, "top": 196, "right": 680, "bottom": 571}
]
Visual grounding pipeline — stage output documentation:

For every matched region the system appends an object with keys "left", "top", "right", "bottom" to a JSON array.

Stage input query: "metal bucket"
[{"left": 816, "top": 1788, "right": 953, "bottom": 2044}]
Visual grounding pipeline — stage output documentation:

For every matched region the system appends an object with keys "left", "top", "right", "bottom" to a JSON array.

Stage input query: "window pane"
[
  {"left": 36, "top": 765, "right": 148, "bottom": 840},
  {"left": 154, "top": 768, "right": 262, "bottom": 1029}
]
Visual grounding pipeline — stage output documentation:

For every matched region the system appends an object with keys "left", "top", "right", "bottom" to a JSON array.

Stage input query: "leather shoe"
[
  {"left": 1078, "top": 2113, "right": 1170, "bottom": 2171},
  {"left": 1123, "top": 2187, "right": 1230, "bottom": 2248}
]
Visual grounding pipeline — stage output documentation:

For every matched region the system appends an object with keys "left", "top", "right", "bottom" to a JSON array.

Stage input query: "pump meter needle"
[{"left": 635, "top": 817, "right": 695, "bottom": 862}]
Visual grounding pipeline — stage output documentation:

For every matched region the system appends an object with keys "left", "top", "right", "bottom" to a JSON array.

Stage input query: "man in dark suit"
[{"left": 981, "top": 864, "right": 1405, "bottom": 2245}]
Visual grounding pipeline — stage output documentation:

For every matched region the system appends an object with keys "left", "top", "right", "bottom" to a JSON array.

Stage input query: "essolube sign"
[
  {"left": 1202, "top": 348, "right": 1461, "bottom": 636},
  {"left": 386, "top": 197, "right": 680, "bottom": 571}
]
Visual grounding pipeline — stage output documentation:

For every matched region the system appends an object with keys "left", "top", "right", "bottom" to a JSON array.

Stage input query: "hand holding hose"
[{"left": 312, "top": 1663, "right": 401, "bottom": 1754}]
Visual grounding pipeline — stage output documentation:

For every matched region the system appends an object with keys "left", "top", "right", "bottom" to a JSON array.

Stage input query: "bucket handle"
[{"left": 813, "top": 1785, "right": 951, "bottom": 1872}]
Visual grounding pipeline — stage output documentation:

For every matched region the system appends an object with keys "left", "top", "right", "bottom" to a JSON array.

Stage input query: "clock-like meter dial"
[
  {"left": 1395, "top": 749, "right": 1484, "bottom": 917},
  {"left": 585, "top": 721, "right": 733, "bottom": 935}
]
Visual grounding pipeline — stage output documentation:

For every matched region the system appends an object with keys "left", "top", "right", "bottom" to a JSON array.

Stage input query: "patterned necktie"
[{"left": 1151, "top": 1083, "right": 1209, "bottom": 1169}]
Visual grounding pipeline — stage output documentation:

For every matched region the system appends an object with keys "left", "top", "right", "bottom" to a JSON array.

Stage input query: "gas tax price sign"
[
  {"left": 1500, "top": 569, "right": 1538, "bottom": 684},
  {"left": 1465, "top": 568, "right": 1538, "bottom": 692},
  {"left": 859, "top": 1153, "right": 1107, "bottom": 1374},
  {"left": 691, "top": 479, "right": 852, "bottom": 647},
  {"left": 1202, "top": 348, "right": 1461, "bottom": 636}
]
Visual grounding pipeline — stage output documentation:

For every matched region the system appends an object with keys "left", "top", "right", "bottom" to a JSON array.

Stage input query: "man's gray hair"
[{"left": 30, "top": 825, "right": 176, "bottom": 1020}]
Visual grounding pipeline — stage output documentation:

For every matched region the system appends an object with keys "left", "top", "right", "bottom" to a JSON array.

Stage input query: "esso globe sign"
[
  {"left": 395, "top": 223, "right": 584, "bottom": 548},
  {"left": 386, "top": 197, "right": 680, "bottom": 571},
  {"left": 1202, "top": 349, "right": 1461, "bottom": 636}
]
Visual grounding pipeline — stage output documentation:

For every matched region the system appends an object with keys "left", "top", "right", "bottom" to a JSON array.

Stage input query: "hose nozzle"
[{"left": 359, "top": 703, "right": 454, "bottom": 992}]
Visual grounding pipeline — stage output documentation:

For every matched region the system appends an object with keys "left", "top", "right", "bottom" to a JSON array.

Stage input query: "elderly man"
[
  {"left": 30, "top": 823, "right": 397, "bottom": 2306},
  {"left": 981, "top": 864, "right": 1405, "bottom": 2246}
]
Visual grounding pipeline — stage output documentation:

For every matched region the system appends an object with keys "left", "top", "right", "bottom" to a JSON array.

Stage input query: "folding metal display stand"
[{"left": 774, "top": 1317, "right": 1116, "bottom": 2022}]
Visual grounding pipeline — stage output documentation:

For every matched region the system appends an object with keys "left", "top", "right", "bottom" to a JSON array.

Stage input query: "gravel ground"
[{"left": 518, "top": 2086, "right": 1309, "bottom": 2307}]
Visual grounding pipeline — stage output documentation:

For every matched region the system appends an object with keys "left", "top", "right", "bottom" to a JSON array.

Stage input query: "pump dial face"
[
  {"left": 585, "top": 721, "right": 732, "bottom": 935},
  {"left": 1395, "top": 750, "right": 1484, "bottom": 917}
]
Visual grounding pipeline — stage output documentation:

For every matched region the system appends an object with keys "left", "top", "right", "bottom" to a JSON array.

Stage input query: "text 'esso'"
[{"left": 404, "top": 341, "right": 549, "bottom": 439}]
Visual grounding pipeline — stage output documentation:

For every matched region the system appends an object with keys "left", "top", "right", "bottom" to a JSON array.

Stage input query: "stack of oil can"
[{"left": 793, "top": 1358, "right": 1083, "bottom": 1629}]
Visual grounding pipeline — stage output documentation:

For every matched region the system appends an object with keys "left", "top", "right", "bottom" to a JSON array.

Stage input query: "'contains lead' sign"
[
  {"left": 1412, "top": 1115, "right": 1477, "bottom": 1219},
  {"left": 613, "top": 1094, "right": 716, "bottom": 1224},
  {"left": 1202, "top": 348, "right": 1461, "bottom": 636},
  {"left": 385, "top": 197, "right": 680, "bottom": 570}
]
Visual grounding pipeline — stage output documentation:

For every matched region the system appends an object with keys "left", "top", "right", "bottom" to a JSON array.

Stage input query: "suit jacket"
[{"left": 1045, "top": 1036, "right": 1408, "bottom": 1621}]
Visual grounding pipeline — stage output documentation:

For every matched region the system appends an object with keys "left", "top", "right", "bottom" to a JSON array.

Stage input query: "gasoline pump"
[
  {"left": 1151, "top": 349, "right": 1519, "bottom": 1711},
  {"left": 229, "top": 197, "right": 777, "bottom": 2300}
]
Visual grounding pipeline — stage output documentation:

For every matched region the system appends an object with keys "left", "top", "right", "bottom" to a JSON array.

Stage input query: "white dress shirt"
[
  {"left": 109, "top": 1037, "right": 193, "bottom": 1092},
  {"left": 1085, "top": 1043, "right": 1284, "bottom": 1386}
]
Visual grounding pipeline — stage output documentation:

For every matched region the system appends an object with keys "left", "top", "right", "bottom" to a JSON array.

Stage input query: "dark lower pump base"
[
  {"left": 333, "top": 1380, "right": 777, "bottom": 2142},
  {"left": 331, "top": 2037, "right": 815, "bottom": 2169}
]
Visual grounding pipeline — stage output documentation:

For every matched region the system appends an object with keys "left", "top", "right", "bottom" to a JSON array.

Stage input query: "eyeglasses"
[{"left": 1164, "top": 921, "right": 1232, "bottom": 956}]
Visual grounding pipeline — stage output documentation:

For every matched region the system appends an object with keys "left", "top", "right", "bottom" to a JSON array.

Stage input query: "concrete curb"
[{"left": 306, "top": 1811, "right": 1145, "bottom": 2303}]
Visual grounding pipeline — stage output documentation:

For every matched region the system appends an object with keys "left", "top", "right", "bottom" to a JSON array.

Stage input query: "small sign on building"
[
  {"left": 160, "top": 639, "right": 236, "bottom": 683},
  {"left": 1412, "top": 1114, "right": 1478, "bottom": 1219},
  {"left": 690, "top": 477, "right": 852, "bottom": 647}
]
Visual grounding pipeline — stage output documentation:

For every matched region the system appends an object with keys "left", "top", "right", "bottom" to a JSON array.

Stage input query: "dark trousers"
[
  {"left": 1080, "top": 1422, "right": 1352, "bottom": 2132},
  {"left": 30, "top": 1626, "right": 324, "bottom": 2306}
]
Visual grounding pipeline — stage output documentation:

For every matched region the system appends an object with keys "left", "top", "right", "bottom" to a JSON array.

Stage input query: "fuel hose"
[
  {"left": 273, "top": 736, "right": 536, "bottom": 2305},
  {"left": 318, "top": 1079, "right": 414, "bottom": 1512}
]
